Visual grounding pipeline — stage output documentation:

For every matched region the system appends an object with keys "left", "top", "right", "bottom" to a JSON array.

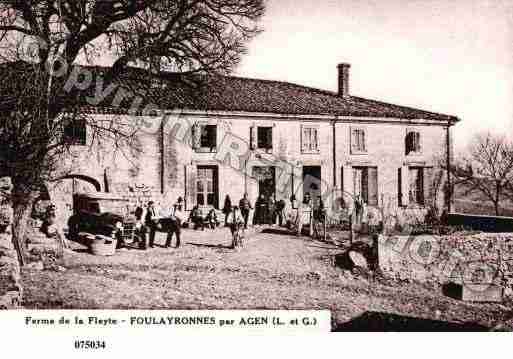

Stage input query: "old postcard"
[{"left": 0, "top": 0, "right": 512, "bottom": 355}]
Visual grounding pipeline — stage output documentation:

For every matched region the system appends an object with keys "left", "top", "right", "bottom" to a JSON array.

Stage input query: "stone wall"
[
  {"left": 0, "top": 177, "right": 22, "bottom": 309},
  {"left": 377, "top": 232, "right": 513, "bottom": 300}
]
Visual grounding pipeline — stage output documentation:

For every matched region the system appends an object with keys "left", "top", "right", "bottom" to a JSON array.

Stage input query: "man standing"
[
  {"left": 145, "top": 201, "right": 159, "bottom": 248},
  {"left": 239, "top": 193, "right": 253, "bottom": 229},
  {"left": 275, "top": 198, "right": 286, "bottom": 227},
  {"left": 134, "top": 205, "right": 148, "bottom": 250},
  {"left": 253, "top": 194, "right": 266, "bottom": 226},
  {"left": 166, "top": 202, "right": 184, "bottom": 248},
  {"left": 227, "top": 205, "right": 245, "bottom": 249}
]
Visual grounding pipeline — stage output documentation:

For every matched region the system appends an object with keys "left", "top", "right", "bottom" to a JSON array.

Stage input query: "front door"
[
  {"left": 253, "top": 166, "right": 276, "bottom": 200},
  {"left": 303, "top": 166, "right": 321, "bottom": 207},
  {"left": 196, "top": 166, "right": 219, "bottom": 208}
]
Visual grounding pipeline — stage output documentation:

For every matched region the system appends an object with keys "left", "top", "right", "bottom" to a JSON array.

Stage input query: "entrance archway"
[{"left": 54, "top": 174, "right": 101, "bottom": 192}]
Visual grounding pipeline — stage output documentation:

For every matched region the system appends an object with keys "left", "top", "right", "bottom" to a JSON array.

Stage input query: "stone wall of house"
[
  {"left": 48, "top": 113, "right": 451, "bottom": 226},
  {"left": 0, "top": 177, "right": 22, "bottom": 309},
  {"left": 377, "top": 232, "right": 513, "bottom": 299},
  {"left": 335, "top": 121, "right": 449, "bottom": 212}
]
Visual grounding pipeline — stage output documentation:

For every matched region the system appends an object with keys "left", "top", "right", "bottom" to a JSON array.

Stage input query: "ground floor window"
[
  {"left": 196, "top": 166, "right": 218, "bottom": 207},
  {"left": 353, "top": 167, "right": 378, "bottom": 206},
  {"left": 409, "top": 167, "right": 425, "bottom": 205}
]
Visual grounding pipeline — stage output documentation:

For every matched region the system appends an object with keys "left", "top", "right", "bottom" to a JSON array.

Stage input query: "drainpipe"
[
  {"left": 332, "top": 118, "right": 337, "bottom": 196},
  {"left": 446, "top": 123, "right": 452, "bottom": 213},
  {"left": 244, "top": 158, "right": 248, "bottom": 194}
]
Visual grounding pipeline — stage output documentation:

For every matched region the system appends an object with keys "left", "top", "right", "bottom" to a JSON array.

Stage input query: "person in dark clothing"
[
  {"left": 275, "top": 199, "right": 286, "bottom": 226},
  {"left": 166, "top": 203, "right": 184, "bottom": 248},
  {"left": 144, "top": 201, "right": 159, "bottom": 248},
  {"left": 239, "top": 192, "right": 253, "bottom": 229},
  {"left": 134, "top": 205, "right": 148, "bottom": 250},
  {"left": 189, "top": 204, "right": 205, "bottom": 230},
  {"left": 222, "top": 195, "right": 232, "bottom": 226},
  {"left": 268, "top": 195, "right": 275, "bottom": 225},
  {"left": 253, "top": 194, "right": 266, "bottom": 225}
]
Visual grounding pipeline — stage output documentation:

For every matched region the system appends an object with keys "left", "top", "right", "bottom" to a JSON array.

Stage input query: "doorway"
[
  {"left": 303, "top": 166, "right": 321, "bottom": 206},
  {"left": 196, "top": 166, "right": 219, "bottom": 208},
  {"left": 252, "top": 166, "right": 276, "bottom": 200}
]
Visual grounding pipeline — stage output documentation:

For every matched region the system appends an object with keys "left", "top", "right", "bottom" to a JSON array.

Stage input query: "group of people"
[
  {"left": 133, "top": 198, "right": 185, "bottom": 250},
  {"left": 220, "top": 191, "right": 325, "bottom": 237},
  {"left": 128, "top": 190, "right": 327, "bottom": 250},
  {"left": 222, "top": 193, "right": 288, "bottom": 228}
]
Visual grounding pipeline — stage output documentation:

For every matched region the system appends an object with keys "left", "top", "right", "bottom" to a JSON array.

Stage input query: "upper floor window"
[
  {"left": 406, "top": 130, "right": 421, "bottom": 155},
  {"left": 350, "top": 127, "right": 367, "bottom": 154},
  {"left": 193, "top": 123, "right": 217, "bottom": 152},
  {"left": 257, "top": 126, "right": 273, "bottom": 150},
  {"left": 63, "top": 119, "right": 86, "bottom": 146},
  {"left": 301, "top": 126, "right": 319, "bottom": 153}
]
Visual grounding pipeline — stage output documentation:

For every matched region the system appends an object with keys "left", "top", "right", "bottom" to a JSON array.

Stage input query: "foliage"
[
  {"left": 452, "top": 132, "right": 513, "bottom": 216},
  {"left": 0, "top": 0, "right": 265, "bottom": 264}
]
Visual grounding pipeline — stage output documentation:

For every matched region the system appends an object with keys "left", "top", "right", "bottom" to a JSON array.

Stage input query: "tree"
[
  {"left": 452, "top": 133, "right": 513, "bottom": 216},
  {"left": 0, "top": 0, "right": 265, "bottom": 264}
]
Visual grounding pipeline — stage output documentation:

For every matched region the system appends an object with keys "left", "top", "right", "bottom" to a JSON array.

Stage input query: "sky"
[{"left": 235, "top": 0, "right": 513, "bottom": 149}]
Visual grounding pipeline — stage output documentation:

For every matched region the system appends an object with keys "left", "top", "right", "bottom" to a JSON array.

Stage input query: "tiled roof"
[{"left": 0, "top": 63, "right": 459, "bottom": 122}]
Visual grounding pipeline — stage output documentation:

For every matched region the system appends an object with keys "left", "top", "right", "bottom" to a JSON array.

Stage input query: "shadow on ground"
[
  {"left": 261, "top": 228, "right": 293, "bottom": 236},
  {"left": 186, "top": 242, "right": 233, "bottom": 249},
  {"left": 333, "top": 311, "right": 489, "bottom": 332}
]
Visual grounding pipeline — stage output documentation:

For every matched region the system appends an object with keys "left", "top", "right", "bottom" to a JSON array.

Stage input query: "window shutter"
[
  {"left": 301, "top": 125, "right": 308, "bottom": 152},
  {"left": 185, "top": 164, "right": 197, "bottom": 210},
  {"left": 361, "top": 168, "right": 369, "bottom": 204},
  {"left": 418, "top": 168, "right": 425, "bottom": 205},
  {"left": 267, "top": 127, "right": 273, "bottom": 150},
  {"left": 350, "top": 128, "right": 357, "bottom": 152},
  {"left": 405, "top": 132, "right": 412, "bottom": 155},
  {"left": 424, "top": 167, "right": 434, "bottom": 206},
  {"left": 399, "top": 166, "right": 410, "bottom": 206},
  {"left": 368, "top": 167, "right": 378, "bottom": 206},
  {"left": 342, "top": 165, "right": 353, "bottom": 208},
  {"left": 312, "top": 128, "right": 318, "bottom": 151},
  {"left": 191, "top": 123, "right": 201, "bottom": 150},
  {"left": 415, "top": 132, "right": 421, "bottom": 152},
  {"left": 361, "top": 130, "right": 366, "bottom": 152},
  {"left": 250, "top": 125, "right": 257, "bottom": 150}
]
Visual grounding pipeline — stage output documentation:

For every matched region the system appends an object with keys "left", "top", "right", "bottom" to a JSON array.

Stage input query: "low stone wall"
[
  {"left": 377, "top": 232, "right": 513, "bottom": 300},
  {"left": 0, "top": 177, "right": 22, "bottom": 309}
]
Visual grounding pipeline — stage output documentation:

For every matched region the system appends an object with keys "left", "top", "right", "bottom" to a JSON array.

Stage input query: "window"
[
  {"left": 350, "top": 128, "right": 367, "bottom": 153},
  {"left": 257, "top": 126, "right": 273, "bottom": 150},
  {"left": 63, "top": 119, "right": 86, "bottom": 145},
  {"left": 196, "top": 166, "right": 218, "bottom": 207},
  {"left": 406, "top": 130, "right": 421, "bottom": 155},
  {"left": 353, "top": 167, "right": 378, "bottom": 206},
  {"left": 198, "top": 124, "right": 217, "bottom": 151},
  {"left": 409, "top": 167, "right": 425, "bottom": 205},
  {"left": 301, "top": 126, "right": 319, "bottom": 153}
]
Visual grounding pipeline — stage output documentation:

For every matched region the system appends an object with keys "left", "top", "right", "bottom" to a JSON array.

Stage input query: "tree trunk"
[
  {"left": 494, "top": 202, "right": 500, "bottom": 216},
  {"left": 11, "top": 184, "right": 38, "bottom": 267}
]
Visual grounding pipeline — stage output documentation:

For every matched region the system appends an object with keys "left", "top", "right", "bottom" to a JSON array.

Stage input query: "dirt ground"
[{"left": 21, "top": 226, "right": 513, "bottom": 331}]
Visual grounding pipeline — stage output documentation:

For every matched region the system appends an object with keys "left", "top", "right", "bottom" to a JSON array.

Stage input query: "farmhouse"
[{"left": 3, "top": 62, "right": 460, "bottom": 222}]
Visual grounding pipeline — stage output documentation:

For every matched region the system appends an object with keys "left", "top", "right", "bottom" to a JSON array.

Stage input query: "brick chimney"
[{"left": 337, "top": 63, "right": 351, "bottom": 97}]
